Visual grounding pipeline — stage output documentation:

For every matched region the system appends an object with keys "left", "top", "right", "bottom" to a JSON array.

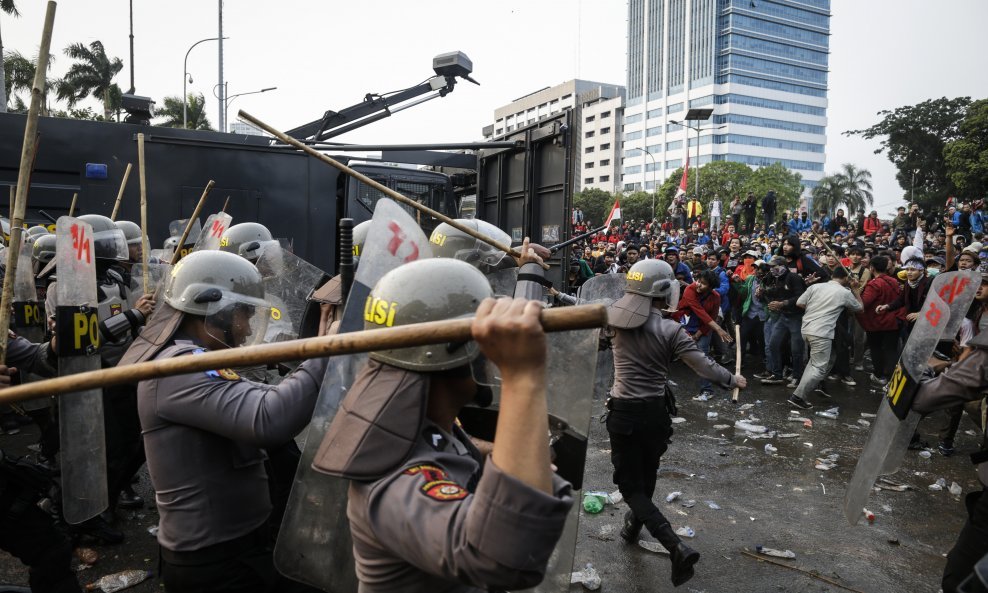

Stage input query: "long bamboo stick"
[
  {"left": 109, "top": 162, "right": 132, "bottom": 221},
  {"left": 0, "top": 304, "right": 606, "bottom": 405},
  {"left": 67, "top": 192, "right": 77, "bottom": 216},
  {"left": 170, "top": 180, "right": 215, "bottom": 265},
  {"left": 237, "top": 110, "right": 541, "bottom": 267},
  {"left": 810, "top": 227, "right": 851, "bottom": 276},
  {"left": 137, "top": 134, "right": 150, "bottom": 292},
  {"left": 731, "top": 324, "right": 742, "bottom": 402},
  {"left": 0, "top": 2, "right": 57, "bottom": 365}
]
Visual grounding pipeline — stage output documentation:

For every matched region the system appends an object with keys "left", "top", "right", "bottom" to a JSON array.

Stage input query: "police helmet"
[
  {"left": 32, "top": 234, "right": 57, "bottom": 265},
  {"left": 115, "top": 220, "right": 143, "bottom": 245},
  {"left": 429, "top": 219, "right": 513, "bottom": 274},
  {"left": 26, "top": 225, "right": 49, "bottom": 239},
  {"left": 219, "top": 222, "right": 273, "bottom": 262},
  {"left": 367, "top": 258, "right": 493, "bottom": 371},
  {"left": 351, "top": 220, "right": 371, "bottom": 265},
  {"left": 163, "top": 236, "right": 179, "bottom": 250},
  {"left": 78, "top": 214, "right": 128, "bottom": 261},
  {"left": 608, "top": 259, "right": 678, "bottom": 329}
]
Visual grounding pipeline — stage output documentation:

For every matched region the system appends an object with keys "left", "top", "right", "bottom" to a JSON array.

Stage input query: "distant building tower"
[
  {"left": 229, "top": 121, "right": 266, "bottom": 136},
  {"left": 621, "top": 0, "right": 830, "bottom": 195}
]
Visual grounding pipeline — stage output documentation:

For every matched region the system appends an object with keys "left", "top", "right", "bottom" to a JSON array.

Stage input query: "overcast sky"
[{"left": 4, "top": 1, "right": 987, "bottom": 216}]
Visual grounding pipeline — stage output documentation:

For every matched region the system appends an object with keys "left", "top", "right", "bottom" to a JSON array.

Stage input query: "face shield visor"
[
  {"left": 92, "top": 228, "right": 129, "bottom": 261},
  {"left": 202, "top": 294, "right": 273, "bottom": 348},
  {"left": 454, "top": 238, "right": 512, "bottom": 275}
]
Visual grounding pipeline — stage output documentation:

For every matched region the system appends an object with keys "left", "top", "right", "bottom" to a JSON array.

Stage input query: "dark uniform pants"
[
  {"left": 606, "top": 398, "right": 673, "bottom": 532},
  {"left": 943, "top": 488, "right": 988, "bottom": 593},
  {"left": 0, "top": 503, "right": 81, "bottom": 593}
]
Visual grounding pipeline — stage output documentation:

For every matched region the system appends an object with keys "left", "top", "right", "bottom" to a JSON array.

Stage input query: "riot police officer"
[
  {"left": 114, "top": 220, "right": 144, "bottom": 266},
  {"left": 121, "top": 250, "right": 328, "bottom": 593},
  {"left": 606, "top": 259, "right": 747, "bottom": 587},
  {"left": 312, "top": 258, "right": 573, "bottom": 592},
  {"left": 219, "top": 222, "right": 274, "bottom": 263}
]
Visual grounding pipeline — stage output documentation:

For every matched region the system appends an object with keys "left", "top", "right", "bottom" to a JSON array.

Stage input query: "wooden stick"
[
  {"left": 170, "top": 180, "right": 215, "bottom": 265},
  {"left": 731, "top": 324, "right": 742, "bottom": 402},
  {"left": 0, "top": 2, "right": 56, "bottom": 365},
  {"left": 109, "top": 162, "right": 132, "bottom": 221},
  {"left": 137, "top": 134, "right": 150, "bottom": 292},
  {"left": 0, "top": 304, "right": 607, "bottom": 404},
  {"left": 237, "top": 110, "right": 538, "bottom": 267},
  {"left": 740, "top": 550, "right": 866, "bottom": 593},
  {"left": 221, "top": 195, "right": 230, "bottom": 213},
  {"left": 67, "top": 192, "right": 77, "bottom": 216}
]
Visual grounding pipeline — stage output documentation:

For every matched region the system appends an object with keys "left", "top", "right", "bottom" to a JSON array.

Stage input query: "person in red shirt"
[
  {"left": 674, "top": 271, "right": 734, "bottom": 397},
  {"left": 857, "top": 255, "right": 902, "bottom": 384},
  {"left": 863, "top": 211, "right": 882, "bottom": 237},
  {"left": 720, "top": 224, "right": 739, "bottom": 246}
]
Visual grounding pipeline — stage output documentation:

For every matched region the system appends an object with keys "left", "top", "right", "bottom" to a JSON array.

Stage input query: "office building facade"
[{"left": 622, "top": 0, "right": 830, "bottom": 196}]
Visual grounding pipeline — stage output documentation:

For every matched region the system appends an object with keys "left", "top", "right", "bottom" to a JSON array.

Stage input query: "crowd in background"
[{"left": 567, "top": 193, "right": 988, "bottom": 455}]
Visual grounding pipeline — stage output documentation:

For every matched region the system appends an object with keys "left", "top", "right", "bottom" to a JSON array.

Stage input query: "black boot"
[
  {"left": 654, "top": 522, "right": 700, "bottom": 587},
  {"left": 619, "top": 510, "right": 643, "bottom": 543}
]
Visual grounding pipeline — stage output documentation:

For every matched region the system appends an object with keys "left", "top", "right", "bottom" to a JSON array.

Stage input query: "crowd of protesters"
[{"left": 568, "top": 194, "right": 988, "bottom": 455}]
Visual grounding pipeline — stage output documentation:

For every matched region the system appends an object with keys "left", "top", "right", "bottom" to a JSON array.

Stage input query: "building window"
[
  {"left": 666, "top": 140, "right": 683, "bottom": 151},
  {"left": 665, "top": 159, "right": 682, "bottom": 169},
  {"left": 713, "top": 113, "right": 826, "bottom": 135},
  {"left": 585, "top": 130, "right": 595, "bottom": 138},
  {"left": 601, "top": 111, "right": 611, "bottom": 118},
  {"left": 600, "top": 143, "right": 611, "bottom": 150},
  {"left": 647, "top": 108, "right": 663, "bottom": 119},
  {"left": 667, "top": 103, "right": 684, "bottom": 114},
  {"left": 585, "top": 162, "right": 594, "bottom": 169},
  {"left": 585, "top": 177, "right": 595, "bottom": 184},
  {"left": 495, "top": 128, "right": 503, "bottom": 136},
  {"left": 601, "top": 127, "right": 611, "bottom": 134},
  {"left": 600, "top": 159, "right": 610, "bottom": 166},
  {"left": 625, "top": 113, "right": 643, "bottom": 125},
  {"left": 585, "top": 146, "right": 595, "bottom": 154},
  {"left": 600, "top": 175, "right": 610, "bottom": 182},
  {"left": 625, "top": 131, "right": 643, "bottom": 141},
  {"left": 561, "top": 93, "right": 572, "bottom": 101},
  {"left": 586, "top": 115, "right": 596, "bottom": 123}
]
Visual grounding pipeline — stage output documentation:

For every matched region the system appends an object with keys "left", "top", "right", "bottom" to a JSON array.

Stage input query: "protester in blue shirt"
[{"left": 664, "top": 246, "right": 694, "bottom": 286}]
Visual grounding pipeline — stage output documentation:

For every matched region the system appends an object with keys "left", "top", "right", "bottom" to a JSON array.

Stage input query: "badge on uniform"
[
  {"left": 403, "top": 464, "right": 468, "bottom": 502},
  {"left": 205, "top": 368, "right": 241, "bottom": 381},
  {"left": 423, "top": 427, "right": 447, "bottom": 451}
]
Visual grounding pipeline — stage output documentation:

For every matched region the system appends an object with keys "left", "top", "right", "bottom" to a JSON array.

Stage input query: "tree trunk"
[
  {"left": 0, "top": 19, "right": 7, "bottom": 113},
  {"left": 103, "top": 87, "right": 111, "bottom": 121}
]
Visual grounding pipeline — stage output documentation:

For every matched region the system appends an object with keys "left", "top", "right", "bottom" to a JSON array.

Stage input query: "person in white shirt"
[{"left": 709, "top": 194, "right": 722, "bottom": 233}]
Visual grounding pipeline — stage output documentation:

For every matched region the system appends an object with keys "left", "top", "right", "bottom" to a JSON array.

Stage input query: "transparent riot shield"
[
  {"left": 254, "top": 242, "right": 329, "bottom": 343},
  {"left": 842, "top": 271, "right": 978, "bottom": 525},
  {"left": 54, "top": 217, "right": 108, "bottom": 524},
  {"left": 168, "top": 218, "right": 202, "bottom": 262},
  {"left": 129, "top": 262, "right": 172, "bottom": 306},
  {"left": 12, "top": 239, "right": 45, "bottom": 343},
  {"left": 192, "top": 212, "right": 233, "bottom": 253},
  {"left": 275, "top": 199, "right": 433, "bottom": 591},
  {"left": 487, "top": 267, "right": 518, "bottom": 297},
  {"left": 578, "top": 273, "right": 626, "bottom": 396}
]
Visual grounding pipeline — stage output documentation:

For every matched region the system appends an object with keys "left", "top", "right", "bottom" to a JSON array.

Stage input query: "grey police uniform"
[
  {"left": 313, "top": 360, "right": 573, "bottom": 593},
  {"left": 912, "top": 340, "right": 988, "bottom": 593},
  {"left": 6, "top": 333, "right": 57, "bottom": 378}
]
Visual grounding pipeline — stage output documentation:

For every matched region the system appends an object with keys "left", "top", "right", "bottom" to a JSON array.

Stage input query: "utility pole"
[{"left": 217, "top": 0, "right": 225, "bottom": 133}]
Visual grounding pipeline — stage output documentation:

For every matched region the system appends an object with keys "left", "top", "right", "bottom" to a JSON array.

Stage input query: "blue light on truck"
[{"left": 85, "top": 163, "right": 108, "bottom": 179}]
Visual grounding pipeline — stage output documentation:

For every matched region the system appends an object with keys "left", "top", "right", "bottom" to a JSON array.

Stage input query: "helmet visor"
[
  {"left": 454, "top": 239, "right": 511, "bottom": 275},
  {"left": 93, "top": 228, "right": 129, "bottom": 261},
  {"left": 203, "top": 294, "right": 272, "bottom": 348}
]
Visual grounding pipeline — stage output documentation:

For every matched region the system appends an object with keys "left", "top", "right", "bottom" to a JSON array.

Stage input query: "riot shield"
[
  {"left": 168, "top": 217, "right": 202, "bottom": 261},
  {"left": 54, "top": 217, "right": 108, "bottom": 524},
  {"left": 487, "top": 267, "right": 518, "bottom": 297},
  {"left": 578, "top": 273, "right": 626, "bottom": 395},
  {"left": 12, "top": 239, "right": 45, "bottom": 343},
  {"left": 254, "top": 242, "right": 329, "bottom": 343},
  {"left": 192, "top": 212, "right": 233, "bottom": 253},
  {"left": 274, "top": 199, "right": 433, "bottom": 591},
  {"left": 129, "top": 262, "right": 172, "bottom": 306},
  {"left": 843, "top": 270, "right": 979, "bottom": 525}
]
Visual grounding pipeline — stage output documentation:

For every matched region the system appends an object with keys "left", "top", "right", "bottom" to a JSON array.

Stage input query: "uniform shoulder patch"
[
  {"left": 402, "top": 464, "right": 468, "bottom": 502},
  {"left": 205, "top": 368, "right": 241, "bottom": 381}
]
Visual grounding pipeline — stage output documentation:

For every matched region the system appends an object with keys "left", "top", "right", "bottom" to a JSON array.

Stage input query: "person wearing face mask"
[{"left": 926, "top": 256, "right": 946, "bottom": 278}]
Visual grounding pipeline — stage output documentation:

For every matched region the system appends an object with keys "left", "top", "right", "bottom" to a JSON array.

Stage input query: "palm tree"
[
  {"left": 57, "top": 40, "right": 123, "bottom": 120},
  {"left": 811, "top": 175, "right": 841, "bottom": 216},
  {"left": 831, "top": 163, "right": 874, "bottom": 215},
  {"left": 3, "top": 49, "right": 57, "bottom": 115},
  {"left": 154, "top": 93, "right": 213, "bottom": 130},
  {"left": 0, "top": 0, "right": 19, "bottom": 113}
]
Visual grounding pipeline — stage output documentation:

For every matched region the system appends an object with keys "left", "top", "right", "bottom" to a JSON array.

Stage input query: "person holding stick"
[{"left": 120, "top": 249, "right": 328, "bottom": 593}]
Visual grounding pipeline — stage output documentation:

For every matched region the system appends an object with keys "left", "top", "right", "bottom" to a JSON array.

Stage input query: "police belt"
[
  {"left": 606, "top": 396, "right": 665, "bottom": 413},
  {"left": 159, "top": 526, "right": 268, "bottom": 566}
]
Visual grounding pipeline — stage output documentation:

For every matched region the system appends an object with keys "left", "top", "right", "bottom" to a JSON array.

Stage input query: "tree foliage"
[
  {"left": 153, "top": 92, "right": 214, "bottom": 131},
  {"left": 0, "top": 0, "right": 20, "bottom": 112},
  {"left": 746, "top": 162, "right": 803, "bottom": 218},
  {"left": 572, "top": 188, "right": 611, "bottom": 226},
  {"left": 943, "top": 98, "right": 988, "bottom": 199},
  {"left": 57, "top": 40, "right": 123, "bottom": 120},
  {"left": 845, "top": 97, "right": 971, "bottom": 208},
  {"left": 813, "top": 163, "right": 874, "bottom": 216},
  {"left": 3, "top": 49, "right": 57, "bottom": 115}
]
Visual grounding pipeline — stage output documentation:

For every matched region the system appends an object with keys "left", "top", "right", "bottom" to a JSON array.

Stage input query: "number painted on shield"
[
  {"left": 387, "top": 221, "right": 420, "bottom": 263},
  {"left": 210, "top": 219, "right": 226, "bottom": 238},
  {"left": 938, "top": 276, "right": 971, "bottom": 305},
  {"left": 70, "top": 224, "right": 92, "bottom": 264}
]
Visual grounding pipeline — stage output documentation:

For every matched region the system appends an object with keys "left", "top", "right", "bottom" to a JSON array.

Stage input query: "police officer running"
[{"left": 606, "top": 259, "right": 747, "bottom": 587}]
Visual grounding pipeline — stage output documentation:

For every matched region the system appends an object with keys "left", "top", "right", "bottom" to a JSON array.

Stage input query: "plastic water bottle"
[
  {"left": 571, "top": 563, "right": 601, "bottom": 590},
  {"left": 582, "top": 492, "right": 605, "bottom": 514},
  {"left": 86, "top": 570, "right": 151, "bottom": 592}
]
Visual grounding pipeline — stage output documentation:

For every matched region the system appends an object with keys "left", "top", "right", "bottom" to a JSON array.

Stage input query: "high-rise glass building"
[{"left": 622, "top": 0, "right": 830, "bottom": 199}]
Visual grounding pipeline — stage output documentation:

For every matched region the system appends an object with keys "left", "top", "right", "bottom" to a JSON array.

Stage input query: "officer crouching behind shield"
[
  {"left": 119, "top": 250, "right": 329, "bottom": 593},
  {"left": 312, "top": 258, "right": 573, "bottom": 592},
  {"left": 606, "top": 259, "right": 747, "bottom": 587}
]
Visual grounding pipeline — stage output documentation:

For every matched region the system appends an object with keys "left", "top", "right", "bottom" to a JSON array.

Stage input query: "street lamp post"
[
  {"left": 629, "top": 147, "right": 657, "bottom": 222},
  {"left": 670, "top": 111, "right": 724, "bottom": 209},
  {"left": 184, "top": 36, "right": 227, "bottom": 129},
  {"left": 222, "top": 86, "right": 277, "bottom": 133}
]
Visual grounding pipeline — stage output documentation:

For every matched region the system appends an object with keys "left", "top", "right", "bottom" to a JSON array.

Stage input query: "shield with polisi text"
[
  {"left": 274, "top": 198, "right": 433, "bottom": 591},
  {"left": 192, "top": 212, "right": 233, "bottom": 253},
  {"left": 54, "top": 217, "right": 108, "bottom": 524},
  {"left": 843, "top": 270, "right": 979, "bottom": 525},
  {"left": 12, "top": 239, "right": 45, "bottom": 343}
]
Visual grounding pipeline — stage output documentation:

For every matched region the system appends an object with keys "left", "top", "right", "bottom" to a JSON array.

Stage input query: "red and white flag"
[
  {"left": 604, "top": 199, "right": 622, "bottom": 227},
  {"left": 673, "top": 156, "right": 690, "bottom": 201}
]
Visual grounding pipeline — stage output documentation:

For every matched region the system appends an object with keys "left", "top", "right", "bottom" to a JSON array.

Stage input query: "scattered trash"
[
  {"left": 863, "top": 509, "right": 875, "bottom": 524},
  {"left": 928, "top": 478, "right": 947, "bottom": 491},
  {"left": 747, "top": 415, "right": 762, "bottom": 423},
  {"left": 570, "top": 563, "right": 601, "bottom": 590},
  {"left": 918, "top": 450, "right": 932, "bottom": 459},
  {"left": 881, "top": 504, "right": 893, "bottom": 513},
  {"left": 75, "top": 548, "right": 98, "bottom": 566},
  {"left": 860, "top": 412, "right": 877, "bottom": 418},
  {"left": 857, "top": 419, "right": 871, "bottom": 427},
  {"left": 147, "top": 526, "right": 158, "bottom": 537},
  {"left": 815, "top": 453, "right": 839, "bottom": 471},
  {"left": 707, "top": 412, "right": 719, "bottom": 419},
  {"left": 815, "top": 407, "right": 839, "bottom": 420},
  {"left": 681, "top": 499, "right": 696, "bottom": 508},
  {"left": 675, "top": 526, "right": 695, "bottom": 538},
  {"left": 693, "top": 393, "right": 710, "bottom": 402},
  {"left": 582, "top": 492, "right": 608, "bottom": 514},
  {"left": 672, "top": 417, "right": 687, "bottom": 424},
  {"left": 739, "top": 403, "right": 755, "bottom": 411},
  {"left": 666, "top": 491, "right": 682, "bottom": 503},
  {"left": 638, "top": 540, "right": 669, "bottom": 554},
  {"left": 820, "top": 483, "right": 826, "bottom": 495},
  {"left": 876, "top": 477, "right": 911, "bottom": 492},
  {"left": 792, "top": 487, "right": 804, "bottom": 493},
  {"left": 888, "top": 538, "right": 900, "bottom": 546},
  {"left": 777, "top": 433, "right": 800, "bottom": 438},
  {"left": 764, "top": 444, "right": 778, "bottom": 454},
  {"left": 735, "top": 420, "right": 767, "bottom": 433},
  {"left": 966, "top": 430, "right": 978, "bottom": 436},
  {"left": 85, "top": 570, "right": 151, "bottom": 592},
  {"left": 706, "top": 501, "right": 721, "bottom": 510},
  {"left": 713, "top": 424, "right": 730, "bottom": 430},
  {"left": 949, "top": 482, "right": 963, "bottom": 496},
  {"left": 803, "top": 442, "right": 813, "bottom": 448},
  {"left": 756, "top": 545, "right": 796, "bottom": 559},
  {"left": 788, "top": 416, "right": 810, "bottom": 422}
]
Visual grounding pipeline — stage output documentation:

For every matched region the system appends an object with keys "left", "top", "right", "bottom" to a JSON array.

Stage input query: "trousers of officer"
[
  {"left": 0, "top": 497, "right": 81, "bottom": 593},
  {"left": 605, "top": 397, "right": 673, "bottom": 531},
  {"left": 942, "top": 488, "right": 988, "bottom": 593}
]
